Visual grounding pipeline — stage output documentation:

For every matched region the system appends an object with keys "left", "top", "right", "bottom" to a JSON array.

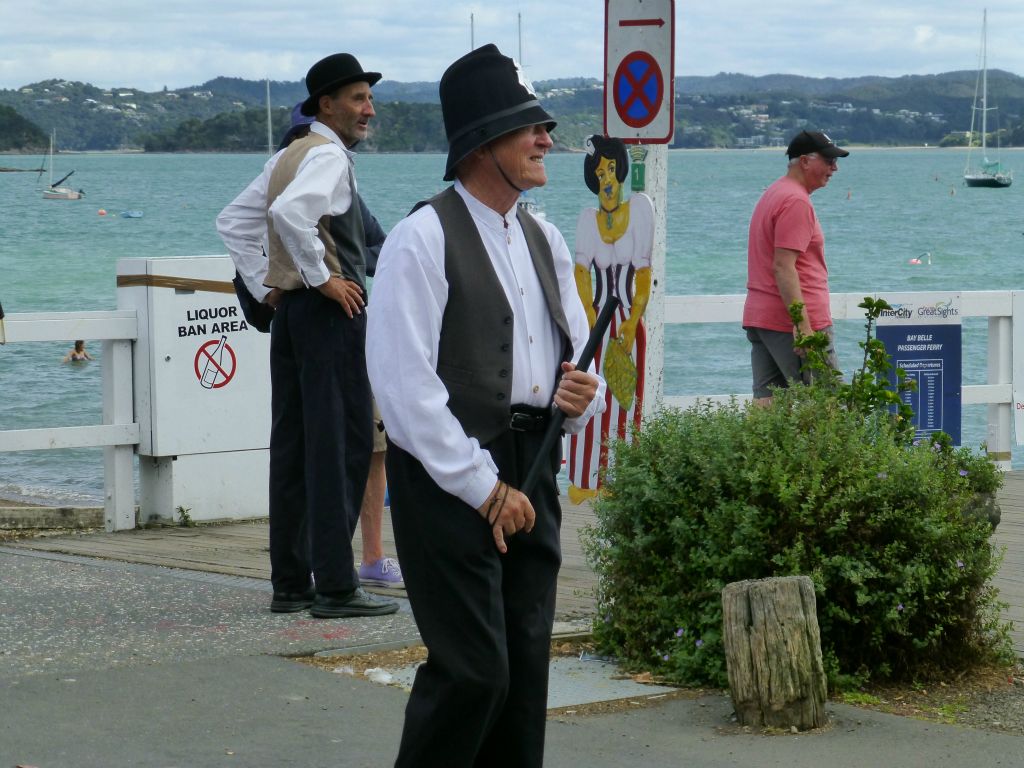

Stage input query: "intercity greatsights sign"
[{"left": 877, "top": 294, "right": 962, "bottom": 445}]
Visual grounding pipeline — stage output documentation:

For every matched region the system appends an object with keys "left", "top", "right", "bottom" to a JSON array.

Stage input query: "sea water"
[{"left": 0, "top": 147, "right": 1021, "bottom": 504}]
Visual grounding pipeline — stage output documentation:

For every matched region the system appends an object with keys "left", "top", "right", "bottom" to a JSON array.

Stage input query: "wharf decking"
[{"left": 11, "top": 470, "right": 1024, "bottom": 654}]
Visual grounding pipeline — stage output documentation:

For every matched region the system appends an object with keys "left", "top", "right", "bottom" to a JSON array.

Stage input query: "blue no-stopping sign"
[{"left": 613, "top": 51, "right": 664, "bottom": 128}]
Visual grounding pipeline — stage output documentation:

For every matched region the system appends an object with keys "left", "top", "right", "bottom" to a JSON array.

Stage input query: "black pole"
[{"left": 520, "top": 295, "right": 621, "bottom": 497}]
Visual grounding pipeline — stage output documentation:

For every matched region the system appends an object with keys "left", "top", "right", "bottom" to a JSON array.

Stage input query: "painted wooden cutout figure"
[{"left": 568, "top": 135, "right": 654, "bottom": 504}]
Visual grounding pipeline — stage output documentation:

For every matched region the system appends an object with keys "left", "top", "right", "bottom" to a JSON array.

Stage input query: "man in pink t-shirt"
[{"left": 742, "top": 130, "right": 849, "bottom": 404}]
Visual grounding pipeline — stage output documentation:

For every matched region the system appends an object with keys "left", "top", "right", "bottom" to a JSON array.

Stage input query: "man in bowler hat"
[
  {"left": 367, "top": 44, "right": 605, "bottom": 767},
  {"left": 217, "top": 53, "right": 398, "bottom": 618}
]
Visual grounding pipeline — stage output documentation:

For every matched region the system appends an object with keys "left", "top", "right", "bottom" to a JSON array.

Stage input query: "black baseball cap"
[{"left": 786, "top": 130, "right": 849, "bottom": 159}]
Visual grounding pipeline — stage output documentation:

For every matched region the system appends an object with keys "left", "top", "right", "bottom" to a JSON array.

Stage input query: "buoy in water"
[{"left": 97, "top": 209, "right": 106, "bottom": 216}]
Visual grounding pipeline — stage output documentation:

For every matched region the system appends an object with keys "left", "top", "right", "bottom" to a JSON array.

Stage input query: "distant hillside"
[
  {"left": 678, "top": 69, "right": 1024, "bottom": 115},
  {"left": 140, "top": 102, "right": 449, "bottom": 154},
  {"left": 3, "top": 70, "right": 1024, "bottom": 152},
  {"left": 192, "top": 76, "right": 440, "bottom": 106}
]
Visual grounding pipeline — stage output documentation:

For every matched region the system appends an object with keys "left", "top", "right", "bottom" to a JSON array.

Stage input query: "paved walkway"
[
  {"left": 10, "top": 470, "right": 1024, "bottom": 651},
  {"left": 7, "top": 500, "right": 601, "bottom": 621},
  {"left": 2, "top": 544, "right": 1023, "bottom": 767},
  {"left": 2, "top": 473, "right": 1023, "bottom": 765}
]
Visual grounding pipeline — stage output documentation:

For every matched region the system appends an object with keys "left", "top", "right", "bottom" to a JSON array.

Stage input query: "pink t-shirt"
[{"left": 742, "top": 175, "right": 831, "bottom": 332}]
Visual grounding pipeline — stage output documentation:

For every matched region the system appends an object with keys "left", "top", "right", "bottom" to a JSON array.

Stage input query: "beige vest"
[{"left": 264, "top": 133, "right": 366, "bottom": 291}]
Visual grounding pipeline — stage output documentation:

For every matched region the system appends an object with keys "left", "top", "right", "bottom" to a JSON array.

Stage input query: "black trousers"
[
  {"left": 268, "top": 289, "right": 372, "bottom": 595},
  {"left": 388, "top": 429, "right": 562, "bottom": 768}
]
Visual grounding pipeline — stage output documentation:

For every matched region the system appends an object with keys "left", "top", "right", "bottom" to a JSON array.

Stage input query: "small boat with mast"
[
  {"left": 963, "top": 9, "right": 1012, "bottom": 188},
  {"left": 41, "top": 129, "right": 85, "bottom": 200}
]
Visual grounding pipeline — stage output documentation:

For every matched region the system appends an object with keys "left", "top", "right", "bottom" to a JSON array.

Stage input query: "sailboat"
[
  {"left": 42, "top": 129, "right": 84, "bottom": 200},
  {"left": 963, "top": 9, "right": 1012, "bottom": 188}
]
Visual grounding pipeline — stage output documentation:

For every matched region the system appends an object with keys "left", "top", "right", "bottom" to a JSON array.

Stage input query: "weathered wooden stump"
[{"left": 721, "top": 575, "right": 828, "bottom": 730}]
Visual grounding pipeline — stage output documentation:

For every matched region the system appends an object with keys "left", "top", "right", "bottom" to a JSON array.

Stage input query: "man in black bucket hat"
[
  {"left": 367, "top": 44, "right": 605, "bottom": 768},
  {"left": 217, "top": 52, "right": 398, "bottom": 621}
]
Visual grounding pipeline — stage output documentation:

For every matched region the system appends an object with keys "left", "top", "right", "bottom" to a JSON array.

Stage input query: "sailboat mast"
[
  {"left": 980, "top": 9, "right": 988, "bottom": 158},
  {"left": 518, "top": 12, "right": 523, "bottom": 63},
  {"left": 266, "top": 79, "right": 273, "bottom": 157}
]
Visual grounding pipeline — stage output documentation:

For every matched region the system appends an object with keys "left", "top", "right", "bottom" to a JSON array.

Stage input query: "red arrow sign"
[{"left": 619, "top": 18, "right": 665, "bottom": 27}]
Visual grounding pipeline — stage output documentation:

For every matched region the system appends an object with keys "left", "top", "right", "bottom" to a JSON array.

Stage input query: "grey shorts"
[{"left": 746, "top": 326, "right": 838, "bottom": 399}]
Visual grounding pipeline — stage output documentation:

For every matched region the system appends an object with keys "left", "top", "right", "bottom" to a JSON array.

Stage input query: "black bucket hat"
[
  {"left": 440, "top": 44, "right": 556, "bottom": 181},
  {"left": 300, "top": 53, "right": 382, "bottom": 116}
]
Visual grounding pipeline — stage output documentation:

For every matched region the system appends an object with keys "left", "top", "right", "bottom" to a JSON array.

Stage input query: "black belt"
[{"left": 509, "top": 404, "right": 551, "bottom": 432}]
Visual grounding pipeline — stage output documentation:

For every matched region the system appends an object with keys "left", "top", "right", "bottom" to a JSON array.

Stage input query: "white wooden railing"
[
  {"left": 659, "top": 291, "right": 1017, "bottom": 468},
  {"left": 0, "top": 311, "right": 138, "bottom": 530},
  {"left": 0, "top": 290, "right": 1017, "bottom": 531}
]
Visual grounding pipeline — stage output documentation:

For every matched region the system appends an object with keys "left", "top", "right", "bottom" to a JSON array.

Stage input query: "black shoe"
[
  {"left": 310, "top": 587, "right": 400, "bottom": 618},
  {"left": 270, "top": 590, "right": 315, "bottom": 613}
]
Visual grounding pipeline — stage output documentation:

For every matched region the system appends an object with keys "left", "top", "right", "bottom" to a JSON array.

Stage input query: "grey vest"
[
  {"left": 418, "top": 187, "right": 572, "bottom": 445},
  {"left": 264, "top": 133, "right": 366, "bottom": 291}
]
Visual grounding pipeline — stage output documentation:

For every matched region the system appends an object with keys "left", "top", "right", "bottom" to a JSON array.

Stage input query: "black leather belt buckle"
[{"left": 510, "top": 412, "right": 544, "bottom": 432}]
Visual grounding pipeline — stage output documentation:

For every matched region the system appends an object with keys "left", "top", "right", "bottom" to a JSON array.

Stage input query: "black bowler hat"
[
  {"left": 786, "top": 130, "right": 849, "bottom": 159},
  {"left": 300, "top": 53, "right": 382, "bottom": 116},
  {"left": 440, "top": 44, "right": 556, "bottom": 181}
]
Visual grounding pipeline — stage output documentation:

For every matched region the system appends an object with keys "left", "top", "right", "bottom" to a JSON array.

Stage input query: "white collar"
[
  {"left": 310, "top": 121, "right": 356, "bottom": 159},
  {"left": 454, "top": 179, "right": 517, "bottom": 234}
]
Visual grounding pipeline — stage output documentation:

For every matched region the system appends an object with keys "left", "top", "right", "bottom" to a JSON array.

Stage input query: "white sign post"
[
  {"left": 1012, "top": 291, "right": 1024, "bottom": 447},
  {"left": 604, "top": 0, "right": 675, "bottom": 420}
]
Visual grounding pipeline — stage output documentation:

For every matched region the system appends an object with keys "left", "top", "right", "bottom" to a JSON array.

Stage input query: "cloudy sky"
[{"left": 1, "top": 1, "right": 1021, "bottom": 91}]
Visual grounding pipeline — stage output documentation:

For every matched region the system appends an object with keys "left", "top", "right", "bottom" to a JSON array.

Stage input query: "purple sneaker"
[{"left": 359, "top": 557, "right": 405, "bottom": 589}]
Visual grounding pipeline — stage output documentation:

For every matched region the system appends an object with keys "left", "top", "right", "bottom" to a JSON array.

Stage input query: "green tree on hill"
[
  {"left": 0, "top": 105, "right": 47, "bottom": 151},
  {"left": 141, "top": 108, "right": 293, "bottom": 152}
]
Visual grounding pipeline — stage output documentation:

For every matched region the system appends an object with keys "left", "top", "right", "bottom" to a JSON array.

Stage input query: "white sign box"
[{"left": 118, "top": 256, "right": 271, "bottom": 457}]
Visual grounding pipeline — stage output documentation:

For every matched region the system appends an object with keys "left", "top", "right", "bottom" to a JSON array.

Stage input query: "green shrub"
[{"left": 583, "top": 299, "right": 1011, "bottom": 689}]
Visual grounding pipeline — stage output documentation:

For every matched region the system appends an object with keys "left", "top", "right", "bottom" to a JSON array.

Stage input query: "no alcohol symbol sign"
[
  {"left": 194, "top": 335, "right": 236, "bottom": 389},
  {"left": 604, "top": 0, "right": 675, "bottom": 143}
]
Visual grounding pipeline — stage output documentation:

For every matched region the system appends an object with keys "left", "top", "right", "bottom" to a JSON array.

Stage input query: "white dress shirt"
[
  {"left": 366, "top": 180, "right": 606, "bottom": 509},
  {"left": 215, "top": 121, "right": 357, "bottom": 298}
]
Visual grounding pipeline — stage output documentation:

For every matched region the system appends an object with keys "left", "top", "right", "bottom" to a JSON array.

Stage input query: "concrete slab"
[
  {"left": 383, "top": 655, "right": 677, "bottom": 709},
  {"left": 5, "top": 654, "right": 1023, "bottom": 768}
]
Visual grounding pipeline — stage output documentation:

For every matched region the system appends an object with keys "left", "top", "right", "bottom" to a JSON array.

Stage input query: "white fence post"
[
  {"left": 642, "top": 143, "right": 668, "bottom": 419},
  {"left": 987, "top": 314, "right": 1014, "bottom": 470},
  {"left": 103, "top": 338, "right": 136, "bottom": 531}
]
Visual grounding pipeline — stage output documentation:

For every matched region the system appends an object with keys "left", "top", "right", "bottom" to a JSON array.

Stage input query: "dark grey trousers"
[
  {"left": 268, "top": 288, "right": 372, "bottom": 595},
  {"left": 388, "top": 430, "right": 562, "bottom": 768}
]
